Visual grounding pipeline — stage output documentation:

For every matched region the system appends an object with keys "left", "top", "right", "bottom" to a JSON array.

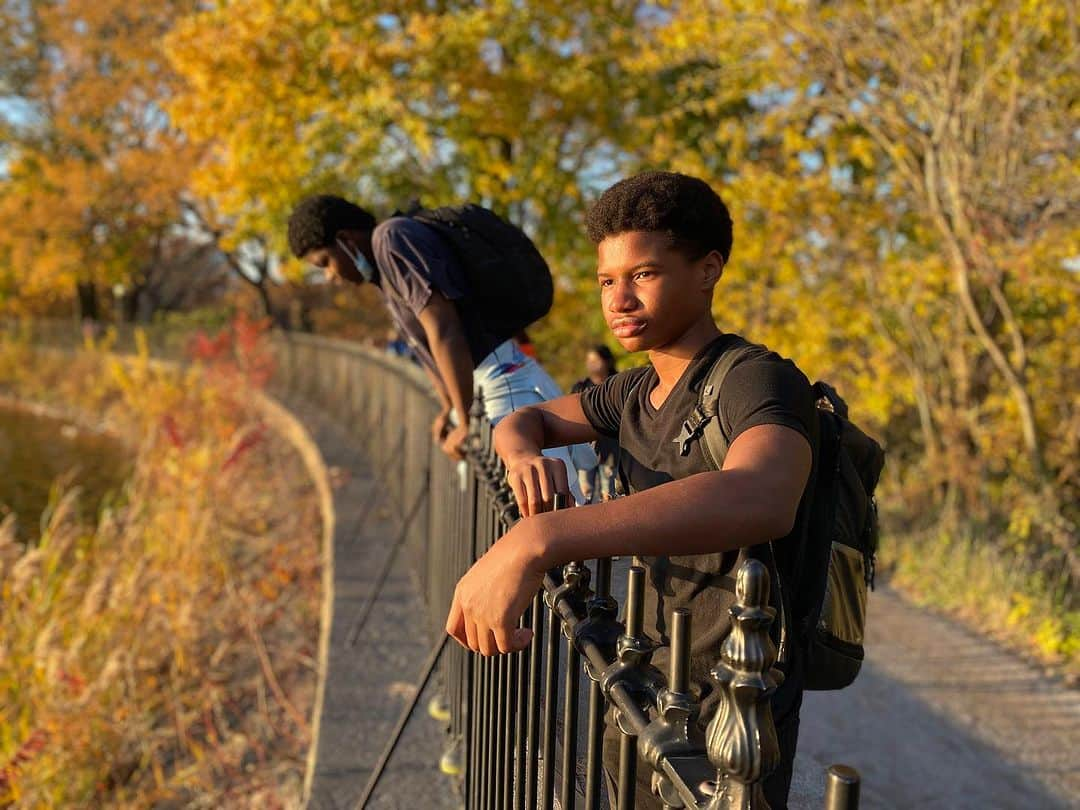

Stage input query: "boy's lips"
[{"left": 611, "top": 317, "right": 647, "bottom": 338}]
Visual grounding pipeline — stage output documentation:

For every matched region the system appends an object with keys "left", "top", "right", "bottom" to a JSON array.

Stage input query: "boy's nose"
[{"left": 608, "top": 282, "right": 638, "bottom": 312}]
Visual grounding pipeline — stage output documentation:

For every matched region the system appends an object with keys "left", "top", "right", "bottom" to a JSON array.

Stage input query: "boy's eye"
[
  {"left": 634, "top": 270, "right": 654, "bottom": 280},
  {"left": 598, "top": 278, "right": 613, "bottom": 288}
]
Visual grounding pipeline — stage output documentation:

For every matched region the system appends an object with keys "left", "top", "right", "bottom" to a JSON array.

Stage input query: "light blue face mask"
[{"left": 336, "top": 237, "right": 377, "bottom": 283}]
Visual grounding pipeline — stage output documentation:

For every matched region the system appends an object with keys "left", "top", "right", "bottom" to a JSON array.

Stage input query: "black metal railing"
[
  {"left": 6, "top": 322, "right": 862, "bottom": 809},
  {"left": 271, "top": 334, "right": 862, "bottom": 810}
]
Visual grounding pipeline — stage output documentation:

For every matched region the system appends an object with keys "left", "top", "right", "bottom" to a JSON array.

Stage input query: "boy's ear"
[{"left": 701, "top": 250, "right": 724, "bottom": 290}]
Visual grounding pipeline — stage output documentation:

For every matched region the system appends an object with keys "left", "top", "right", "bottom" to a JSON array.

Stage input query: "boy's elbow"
[
  {"left": 767, "top": 511, "right": 798, "bottom": 541},
  {"left": 760, "top": 497, "right": 800, "bottom": 541},
  {"left": 492, "top": 413, "right": 516, "bottom": 444}
]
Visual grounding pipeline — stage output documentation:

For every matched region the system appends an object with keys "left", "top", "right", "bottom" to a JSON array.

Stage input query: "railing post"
[
  {"left": 703, "top": 558, "right": 782, "bottom": 810},
  {"left": 639, "top": 608, "right": 701, "bottom": 808},
  {"left": 824, "top": 764, "right": 861, "bottom": 810},
  {"left": 582, "top": 557, "right": 616, "bottom": 810},
  {"left": 609, "top": 565, "right": 658, "bottom": 810}
]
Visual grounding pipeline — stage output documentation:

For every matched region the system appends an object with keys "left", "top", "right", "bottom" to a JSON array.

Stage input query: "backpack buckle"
[{"left": 674, "top": 404, "right": 712, "bottom": 457}]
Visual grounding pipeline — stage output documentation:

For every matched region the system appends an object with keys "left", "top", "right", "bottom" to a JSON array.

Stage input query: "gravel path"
[
  {"left": 794, "top": 585, "right": 1079, "bottom": 809},
  {"left": 292, "top": 403, "right": 456, "bottom": 810}
]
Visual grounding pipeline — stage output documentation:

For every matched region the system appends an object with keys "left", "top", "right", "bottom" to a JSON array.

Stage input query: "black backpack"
[
  {"left": 410, "top": 204, "right": 554, "bottom": 344},
  {"left": 681, "top": 337, "right": 886, "bottom": 690}
]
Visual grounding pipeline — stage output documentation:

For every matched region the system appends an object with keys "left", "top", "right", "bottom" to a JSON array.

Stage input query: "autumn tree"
[
  {"left": 0, "top": 0, "right": 202, "bottom": 320},
  {"left": 164, "top": 0, "right": 656, "bottom": 359},
  {"left": 17, "top": 0, "right": 1062, "bottom": 588},
  {"left": 628, "top": 0, "right": 1078, "bottom": 579}
]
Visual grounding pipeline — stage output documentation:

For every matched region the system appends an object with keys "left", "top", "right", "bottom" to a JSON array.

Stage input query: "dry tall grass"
[{"left": 0, "top": 320, "right": 321, "bottom": 807}]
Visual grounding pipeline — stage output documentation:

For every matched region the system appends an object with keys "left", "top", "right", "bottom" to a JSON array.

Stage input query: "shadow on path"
[{"left": 795, "top": 586, "right": 1078, "bottom": 809}]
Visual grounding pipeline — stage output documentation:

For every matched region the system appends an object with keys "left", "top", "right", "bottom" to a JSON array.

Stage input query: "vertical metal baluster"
[
  {"left": 452, "top": 451, "right": 469, "bottom": 804},
  {"left": 669, "top": 608, "right": 690, "bottom": 698},
  {"left": 526, "top": 591, "right": 544, "bottom": 810},
  {"left": 583, "top": 558, "right": 612, "bottom": 810},
  {"left": 583, "top": 679, "right": 604, "bottom": 810},
  {"left": 824, "top": 764, "right": 861, "bottom": 810},
  {"left": 656, "top": 609, "right": 694, "bottom": 810},
  {"left": 513, "top": 610, "right": 530, "bottom": 810},
  {"left": 617, "top": 736, "right": 636, "bottom": 810},
  {"left": 541, "top": 592, "right": 561, "bottom": 809},
  {"left": 617, "top": 566, "right": 647, "bottom": 810},
  {"left": 478, "top": 655, "right": 489, "bottom": 810},
  {"left": 503, "top": 648, "right": 517, "bottom": 809},
  {"left": 494, "top": 652, "right": 507, "bottom": 810},
  {"left": 705, "top": 558, "right": 782, "bottom": 810},
  {"left": 489, "top": 488, "right": 504, "bottom": 810},
  {"left": 467, "top": 650, "right": 478, "bottom": 809},
  {"left": 472, "top": 411, "right": 491, "bottom": 808},
  {"left": 560, "top": 615, "right": 581, "bottom": 810},
  {"left": 490, "top": 653, "right": 501, "bottom": 810},
  {"left": 475, "top": 499, "right": 486, "bottom": 810},
  {"left": 467, "top": 646, "right": 477, "bottom": 809}
]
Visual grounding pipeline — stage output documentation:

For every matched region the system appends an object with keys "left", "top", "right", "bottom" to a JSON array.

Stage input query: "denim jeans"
[{"left": 464, "top": 340, "right": 597, "bottom": 505}]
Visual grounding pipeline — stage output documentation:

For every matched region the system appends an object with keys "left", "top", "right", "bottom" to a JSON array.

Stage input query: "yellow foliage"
[
  {"left": 2, "top": 0, "right": 1075, "bottom": 669},
  {"left": 0, "top": 330, "right": 321, "bottom": 805},
  {"left": 0, "top": 1, "right": 199, "bottom": 311}
]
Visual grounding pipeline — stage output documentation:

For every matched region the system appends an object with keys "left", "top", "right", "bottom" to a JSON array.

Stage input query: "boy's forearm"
[
  {"left": 524, "top": 469, "right": 798, "bottom": 568},
  {"left": 420, "top": 362, "right": 452, "bottom": 410},
  {"left": 493, "top": 407, "right": 546, "bottom": 462},
  {"left": 493, "top": 395, "right": 601, "bottom": 463},
  {"left": 429, "top": 330, "right": 474, "bottom": 420}
]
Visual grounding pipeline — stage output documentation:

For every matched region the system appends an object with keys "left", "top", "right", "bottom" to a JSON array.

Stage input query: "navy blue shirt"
[{"left": 372, "top": 217, "right": 501, "bottom": 373}]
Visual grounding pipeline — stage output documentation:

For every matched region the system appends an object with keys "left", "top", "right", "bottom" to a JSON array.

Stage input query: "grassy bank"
[
  {"left": 879, "top": 524, "right": 1079, "bottom": 682},
  {"left": 0, "top": 323, "right": 322, "bottom": 806}
]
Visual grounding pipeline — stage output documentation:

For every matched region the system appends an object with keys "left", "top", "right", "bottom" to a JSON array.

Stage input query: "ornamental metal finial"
[{"left": 704, "top": 558, "right": 783, "bottom": 810}]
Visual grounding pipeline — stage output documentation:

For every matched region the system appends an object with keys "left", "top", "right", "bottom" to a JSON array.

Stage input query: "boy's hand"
[
  {"left": 441, "top": 422, "right": 469, "bottom": 460},
  {"left": 445, "top": 521, "right": 548, "bottom": 655},
  {"left": 505, "top": 454, "right": 570, "bottom": 517},
  {"left": 431, "top": 407, "right": 452, "bottom": 444}
]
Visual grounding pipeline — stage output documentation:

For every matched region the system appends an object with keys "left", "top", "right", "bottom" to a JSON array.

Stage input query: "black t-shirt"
[
  {"left": 570, "top": 377, "right": 619, "bottom": 470},
  {"left": 580, "top": 333, "right": 818, "bottom": 723}
]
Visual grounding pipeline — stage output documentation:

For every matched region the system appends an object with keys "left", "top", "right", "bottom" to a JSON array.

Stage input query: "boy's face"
[
  {"left": 596, "top": 231, "right": 720, "bottom": 353},
  {"left": 302, "top": 231, "right": 369, "bottom": 285}
]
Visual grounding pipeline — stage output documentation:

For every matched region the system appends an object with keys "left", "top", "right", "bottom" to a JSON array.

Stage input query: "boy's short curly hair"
[
  {"left": 287, "top": 195, "right": 376, "bottom": 258},
  {"left": 585, "top": 171, "right": 733, "bottom": 263}
]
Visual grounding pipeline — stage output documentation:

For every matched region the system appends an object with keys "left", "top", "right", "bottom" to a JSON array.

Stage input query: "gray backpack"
[{"left": 676, "top": 337, "right": 885, "bottom": 690}]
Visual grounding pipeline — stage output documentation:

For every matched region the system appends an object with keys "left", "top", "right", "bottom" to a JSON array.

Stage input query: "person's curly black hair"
[
  {"left": 584, "top": 171, "right": 733, "bottom": 262},
  {"left": 287, "top": 195, "right": 376, "bottom": 258}
]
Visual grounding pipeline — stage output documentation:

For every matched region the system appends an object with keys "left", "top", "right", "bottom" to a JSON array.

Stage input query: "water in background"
[{"left": 0, "top": 406, "right": 131, "bottom": 543}]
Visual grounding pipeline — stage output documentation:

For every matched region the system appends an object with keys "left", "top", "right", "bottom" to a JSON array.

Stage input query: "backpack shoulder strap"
[{"left": 676, "top": 337, "right": 768, "bottom": 468}]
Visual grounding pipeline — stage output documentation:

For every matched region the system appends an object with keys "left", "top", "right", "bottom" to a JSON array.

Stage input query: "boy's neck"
[{"left": 647, "top": 317, "right": 723, "bottom": 390}]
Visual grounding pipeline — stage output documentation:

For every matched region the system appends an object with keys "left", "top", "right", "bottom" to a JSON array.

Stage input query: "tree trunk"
[{"left": 75, "top": 281, "right": 99, "bottom": 322}]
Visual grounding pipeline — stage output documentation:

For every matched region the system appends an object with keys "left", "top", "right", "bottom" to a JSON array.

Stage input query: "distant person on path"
[
  {"left": 288, "top": 195, "right": 593, "bottom": 503},
  {"left": 570, "top": 344, "right": 620, "bottom": 502},
  {"left": 446, "top": 171, "right": 820, "bottom": 808}
]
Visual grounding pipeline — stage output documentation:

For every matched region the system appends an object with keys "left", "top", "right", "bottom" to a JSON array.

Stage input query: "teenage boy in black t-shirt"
[{"left": 445, "top": 171, "right": 817, "bottom": 808}]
